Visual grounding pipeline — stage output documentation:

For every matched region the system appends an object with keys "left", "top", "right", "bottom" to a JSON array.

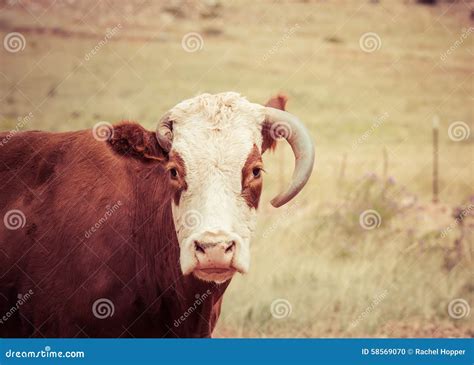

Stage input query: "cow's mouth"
[{"left": 193, "top": 267, "right": 236, "bottom": 283}]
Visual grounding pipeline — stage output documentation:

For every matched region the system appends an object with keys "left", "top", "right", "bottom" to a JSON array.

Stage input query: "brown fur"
[
  {"left": 0, "top": 124, "right": 227, "bottom": 338},
  {"left": 166, "top": 152, "right": 187, "bottom": 205},
  {"left": 0, "top": 94, "right": 288, "bottom": 338},
  {"left": 108, "top": 121, "right": 165, "bottom": 162},
  {"left": 241, "top": 145, "right": 263, "bottom": 209}
]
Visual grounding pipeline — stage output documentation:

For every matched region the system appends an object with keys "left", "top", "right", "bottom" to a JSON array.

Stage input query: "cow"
[{"left": 0, "top": 92, "right": 314, "bottom": 337}]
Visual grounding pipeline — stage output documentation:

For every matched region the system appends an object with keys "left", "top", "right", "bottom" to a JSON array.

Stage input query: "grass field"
[{"left": 1, "top": 0, "right": 472, "bottom": 337}]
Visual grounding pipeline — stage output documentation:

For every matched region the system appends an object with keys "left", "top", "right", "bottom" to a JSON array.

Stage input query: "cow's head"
[{"left": 153, "top": 92, "right": 314, "bottom": 283}]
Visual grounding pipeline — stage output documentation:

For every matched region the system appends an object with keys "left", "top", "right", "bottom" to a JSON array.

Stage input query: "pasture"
[{"left": 0, "top": 0, "right": 472, "bottom": 337}]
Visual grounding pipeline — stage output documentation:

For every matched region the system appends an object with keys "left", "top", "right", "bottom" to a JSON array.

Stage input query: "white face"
[{"left": 166, "top": 92, "right": 265, "bottom": 283}]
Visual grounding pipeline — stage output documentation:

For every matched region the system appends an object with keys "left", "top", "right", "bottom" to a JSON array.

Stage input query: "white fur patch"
[{"left": 168, "top": 92, "right": 265, "bottom": 279}]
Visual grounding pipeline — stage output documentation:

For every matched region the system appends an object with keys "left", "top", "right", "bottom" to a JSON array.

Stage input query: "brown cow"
[{"left": 0, "top": 92, "right": 314, "bottom": 337}]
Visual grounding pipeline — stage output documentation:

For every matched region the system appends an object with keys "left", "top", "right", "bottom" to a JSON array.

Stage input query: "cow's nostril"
[
  {"left": 194, "top": 241, "right": 206, "bottom": 254},
  {"left": 225, "top": 241, "right": 235, "bottom": 254}
]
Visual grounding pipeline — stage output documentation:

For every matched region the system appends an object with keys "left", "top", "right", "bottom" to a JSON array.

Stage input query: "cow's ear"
[
  {"left": 108, "top": 122, "right": 166, "bottom": 162},
  {"left": 262, "top": 93, "right": 288, "bottom": 153}
]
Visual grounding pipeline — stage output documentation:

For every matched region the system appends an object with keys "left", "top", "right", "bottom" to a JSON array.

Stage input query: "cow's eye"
[
  {"left": 252, "top": 167, "right": 262, "bottom": 178},
  {"left": 169, "top": 168, "right": 178, "bottom": 179}
]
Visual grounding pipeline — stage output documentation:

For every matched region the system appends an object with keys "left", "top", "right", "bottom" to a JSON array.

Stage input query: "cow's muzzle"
[
  {"left": 195, "top": 240, "right": 235, "bottom": 267},
  {"left": 181, "top": 230, "right": 248, "bottom": 283}
]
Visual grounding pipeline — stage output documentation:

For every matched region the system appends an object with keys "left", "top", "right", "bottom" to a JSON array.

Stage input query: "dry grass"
[{"left": 0, "top": 0, "right": 472, "bottom": 337}]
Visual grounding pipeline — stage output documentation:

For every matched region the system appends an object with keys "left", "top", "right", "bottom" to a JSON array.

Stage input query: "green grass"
[{"left": 1, "top": 0, "right": 472, "bottom": 337}]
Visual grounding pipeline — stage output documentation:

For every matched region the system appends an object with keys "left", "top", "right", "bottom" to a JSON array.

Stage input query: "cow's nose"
[{"left": 194, "top": 240, "right": 235, "bottom": 268}]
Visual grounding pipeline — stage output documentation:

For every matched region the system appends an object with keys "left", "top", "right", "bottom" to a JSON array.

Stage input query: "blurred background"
[{"left": 0, "top": 0, "right": 472, "bottom": 337}]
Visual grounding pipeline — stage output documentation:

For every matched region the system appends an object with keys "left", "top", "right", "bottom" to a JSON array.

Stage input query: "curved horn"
[
  {"left": 264, "top": 107, "right": 315, "bottom": 208},
  {"left": 156, "top": 112, "right": 173, "bottom": 153}
]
